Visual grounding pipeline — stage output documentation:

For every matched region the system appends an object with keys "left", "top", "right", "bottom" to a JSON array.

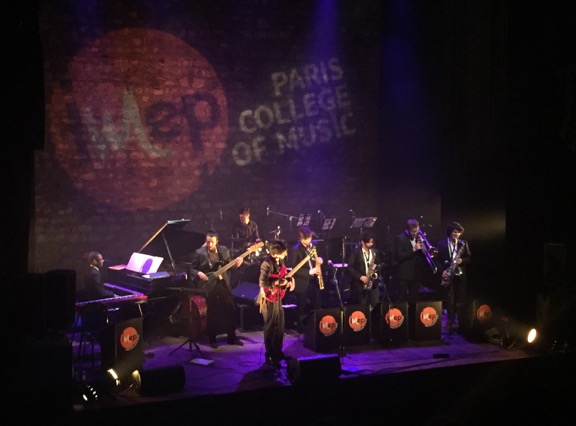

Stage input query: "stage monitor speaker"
[
  {"left": 139, "top": 365, "right": 185, "bottom": 396},
  {"left": 409, "top": 300, "right": 442, "bottom": 341},
  {"left": 287, "top": 354, "right": 341, "bottom": 385},
  {"left": 371, "top": 302, "right": 409, "bottom": 344},
  {"left": 342, "top": 304, "right": 371, "bottom": 346},
  {"left": 459, "top": 299, "right": 498, "bottom": 339},
  {"left": 45, "top": 269, "right": 76, "bottom": 330},
  {"left": 101, "top": 317, "right": 145, "bottom": 374},
  {"left": 303, "top": 308, "right": 342, "bottom": 352},
  {"left": 232, "top": 281, "right": 260, "bottom": 305}
]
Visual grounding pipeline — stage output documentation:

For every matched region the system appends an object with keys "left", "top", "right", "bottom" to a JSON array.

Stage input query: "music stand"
[
  {"left": 297, "top": 214, "right": 312, "bottom": 227},
  {"left": 322, "top": 218, "right": 337, "bottom": 231},
  {"left": 349, "top": 217, "right": 377, "bottom": 229}
]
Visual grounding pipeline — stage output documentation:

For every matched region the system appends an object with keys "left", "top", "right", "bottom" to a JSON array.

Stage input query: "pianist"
[{"left": 76, "top": 251, "right": 116, "bottom": 303}]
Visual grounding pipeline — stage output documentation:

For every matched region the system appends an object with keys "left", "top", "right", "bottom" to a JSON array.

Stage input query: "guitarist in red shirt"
[{"left": 259, "top": 240, "right": 295, "bottom": 367}]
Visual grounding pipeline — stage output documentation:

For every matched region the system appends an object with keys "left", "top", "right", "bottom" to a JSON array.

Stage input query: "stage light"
[{"left": 81, "top": 384, "right": 99, "bottom": 403}]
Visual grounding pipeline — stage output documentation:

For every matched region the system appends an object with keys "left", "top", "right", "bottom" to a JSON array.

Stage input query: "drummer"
[{"left": 233, "top": 207, "right": 263, "bottom": 262}]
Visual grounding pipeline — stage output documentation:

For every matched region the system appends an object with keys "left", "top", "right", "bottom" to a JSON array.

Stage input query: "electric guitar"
[
  {"left": 263, "top": 248, "right": 317, "bottom": 302},
  {"left": 203, "top": 242, "right": 264, "bottom": 292}
]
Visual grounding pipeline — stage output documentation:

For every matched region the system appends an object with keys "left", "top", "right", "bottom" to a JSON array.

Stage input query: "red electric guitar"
[{"left": 263, "top": 248, "right": 316, "bottom": 302}]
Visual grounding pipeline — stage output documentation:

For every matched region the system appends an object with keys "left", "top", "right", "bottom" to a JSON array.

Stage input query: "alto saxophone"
[
  {"left": 441, "top": 241, "right": 466, "bottom": 287},
  {"left": 364, "top": 263, "right": 378, "bottom": 290}
]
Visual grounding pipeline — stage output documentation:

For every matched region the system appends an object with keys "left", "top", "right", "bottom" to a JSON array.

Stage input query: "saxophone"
[
  {"left": 309, "top": 246, "right": 324, "bottom": 290},
  {"left": 364, "top": 263, "right": 378, "bottom": 290},
  {"left": 315, "top": 251, "right": 325, "bottom": 290},
  {"left": 441, "top": 241, "right": 466, "bottom": 287}
]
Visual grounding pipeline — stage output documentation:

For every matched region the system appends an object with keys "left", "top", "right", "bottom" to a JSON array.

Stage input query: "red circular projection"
[
  {"left": 319, "top": 315, "right": 338, "bottom": 336},
  {"left": 48, "top": 28, "right": 228, "bottom": 210},
  {"left": 385, "top": 307, "right": 404, "bottom": 329}
]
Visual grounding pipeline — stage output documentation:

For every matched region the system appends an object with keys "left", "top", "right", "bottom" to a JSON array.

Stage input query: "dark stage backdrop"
[
  {"left": 32, "top": 0, "right": 444, "bottom": 275},
  {"left": 33, "top": 0, "right": 576, "bottom": 321}
]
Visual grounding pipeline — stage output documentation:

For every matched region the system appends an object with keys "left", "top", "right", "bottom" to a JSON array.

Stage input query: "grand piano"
[
  {"left": 104, "top": 219, "right": 206, "bottom": 338},
  {"left": 106, "top": 219, "right": 205, "bottom": 296}
]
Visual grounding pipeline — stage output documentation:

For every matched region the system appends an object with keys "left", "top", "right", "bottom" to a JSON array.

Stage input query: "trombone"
[{"left": 416, "top": 230, "right": 438, "bottom": 274}]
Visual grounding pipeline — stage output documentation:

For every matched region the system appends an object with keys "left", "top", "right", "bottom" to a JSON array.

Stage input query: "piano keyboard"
[{"left": 75, "top": 283, "right": 148, "bottom": 310}]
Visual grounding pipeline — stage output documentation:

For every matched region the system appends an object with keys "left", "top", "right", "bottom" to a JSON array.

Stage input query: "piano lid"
[{"left": 139, "top": 219, "right": 205, "bottom": 271}]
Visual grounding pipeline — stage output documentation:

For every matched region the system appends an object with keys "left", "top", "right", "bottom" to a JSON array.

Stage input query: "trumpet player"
[
  {"left": 392, "top": 219, "right": 428, "bottom": 303},
  {"left": 347, "top": 231, "right": 384, "bottom": 308},
  {"left": 434, "top": 222, "right": 471, "bottom": 334}
]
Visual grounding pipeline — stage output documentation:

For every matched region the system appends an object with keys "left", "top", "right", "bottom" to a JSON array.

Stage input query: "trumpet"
[{"left": 416, "top": 230, "right": 438, "bottom": 274}]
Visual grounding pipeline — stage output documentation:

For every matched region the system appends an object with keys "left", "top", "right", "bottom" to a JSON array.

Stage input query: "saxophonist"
[
  {"left": 434, "top": 222, "right": 471, "bottom": 334},
  {"left": 288, "top": 226, "right": 324, "bottom": 334},
  {"left": 347, "top": 231, "right": 384, "bottom": 308}
]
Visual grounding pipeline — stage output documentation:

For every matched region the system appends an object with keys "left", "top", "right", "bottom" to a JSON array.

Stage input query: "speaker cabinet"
[
  {"left": 303, "top": 308, "right": 342, "bottom": 352},
  {"left": 371, "top": 302, "right": 409, "bottom": 343},
  {"left": 459, "top": 299, "right": 498, "bottom": 339},
  {"left": 101, "top": 317, "right": 145, "bottom": 373},
  {"left": 409, "top": 301, "right": 442, "bottom": 341},
  {"left": 232, "top": 282, "right": 260, "bottom": 305},
  {"left": 140, "top": 365, "right": 185, "bottom": 396},
  {"left": 342, "top": 304, "right": 371, "bottom": 346},
  {"left": 287, "top": 354, "right": 341, "bottom": 385}
]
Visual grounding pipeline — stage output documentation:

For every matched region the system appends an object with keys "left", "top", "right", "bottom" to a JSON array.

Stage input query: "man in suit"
[
  {"left": 392, "top": 219, "right": 427, "bottom": 303},
  {"left": 347, "top": 231, "right": 384, "bottom": 308},
  {"left": 288, "top": 226, "right": 324, "bottom": 333},
  {"left": 188, "top": 229, "right": 244, "bottom": 348},
  {"left": 434, "top": 222, "right": 471, "bottom": 333},
  {"left": 76, "top": 251, "right": 116, "bottom": 302}
]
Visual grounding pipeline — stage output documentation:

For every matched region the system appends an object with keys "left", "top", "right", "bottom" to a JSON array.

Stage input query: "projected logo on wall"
[{"left": 48, "top": 28, "right": 228, "bottom": 211}]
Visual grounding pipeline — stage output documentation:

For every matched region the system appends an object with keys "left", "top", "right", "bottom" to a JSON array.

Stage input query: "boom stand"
[{"left": 330, "top": 264, "right": 347, "bottom": 351}]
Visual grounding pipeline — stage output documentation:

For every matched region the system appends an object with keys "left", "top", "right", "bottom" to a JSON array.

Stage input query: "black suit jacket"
[
  {"left": 393, "top": 231, "right": 425, "bottom": 281},
  {"left": 189, "top": 245, "right": 233, "bottom": 292},
  {"left": 288, "top": 242, "right": 314, "bottom": 294},
  {"left": 347, "top": 248, "right": 384, "bottom": 284},
  {"left": 434, "top": 238, "right": 471, "bottom": 283}
]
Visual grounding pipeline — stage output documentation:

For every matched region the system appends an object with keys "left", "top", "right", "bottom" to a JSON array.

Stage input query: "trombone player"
[{"left": 392, "top": 219, "right": 432, "bottom": 303}]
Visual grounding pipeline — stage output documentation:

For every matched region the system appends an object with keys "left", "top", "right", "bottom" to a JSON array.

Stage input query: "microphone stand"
[
  {"left": 267, "top": 208, "right": 299, "bottom": 234},
  {"left": 329, "top": 263, "right": 347, "bottom": 352}
]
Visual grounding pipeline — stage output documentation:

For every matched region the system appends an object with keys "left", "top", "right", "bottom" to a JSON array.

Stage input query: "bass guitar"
[
  {"left": 263, "top": 247, "right": 317, "bottom": 302},
  {"left": 203, "top": 242, "right": 264, "bottom": 292}
]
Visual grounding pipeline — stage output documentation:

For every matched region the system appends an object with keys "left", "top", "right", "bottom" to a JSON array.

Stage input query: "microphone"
[
  {"left": 218, "top": 209, "right": 223, "bottom": 220},
  {"left": 349, "top": 209, "right": 355, "bottom": 216},
  {"left": 266, "top": 206, "right": 270, "bottom": 216},
  {"left": 328, "top": 260, "right": 334, "bottom": 267},
  {"left": 317, "top": 209, "right": 325, "bottom": 217}
]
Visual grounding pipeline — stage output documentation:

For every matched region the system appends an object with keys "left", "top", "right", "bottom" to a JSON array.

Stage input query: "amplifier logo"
[
  {"left": 385, "top": 308, "right": 405, "bottom": 329},
  {"left": 120, "top": 326, "right": 140, "bottom": 351},
  {"left": 348, "top": 310, "right": 367, "bottom": 332},
  {"left": 319, "top": 315, "right": 338, "bottom": 337},
  {"left": 419, "top": 306, "right": 439, "bottom": 328},
  {"left": 476, "top": 304, "right": 493, "bottom": 322}
]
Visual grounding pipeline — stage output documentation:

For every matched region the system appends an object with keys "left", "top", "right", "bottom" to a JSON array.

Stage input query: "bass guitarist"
[
  {"left": 434, "top": 222, "right": 472, "bottom": 335},
  {"left": 188, "top": 229, "right": 245, "bottom": 349}
]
